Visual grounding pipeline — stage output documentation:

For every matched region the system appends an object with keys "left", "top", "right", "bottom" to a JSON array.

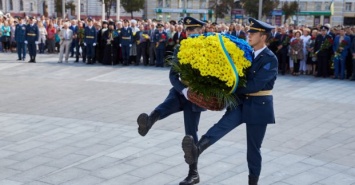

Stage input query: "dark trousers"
[
  {"left": 70, "top": 39, "right": 77, "bottom": 56},
  {"left": 16, "top": 42, "right": 26, "bottom": 59},
  {"left": 27, "top": 42, "right": 36, "bottom": 58},
  {"left": 121, "top": 45, "right": 130, "bottom": 64},
  {"left": 154, "top": 89, "right": 201, "bottom": 143},
  {"left": 86, "top": 44, "right": 95, "bottom": 63},
  {"left": 203, "top": 105, "right": 267, "bottom": 177},
  {"left": 156, "top": 48, "right": 165, "bottom": 67},
  {"left": 294, "top": 59, "right": 300, "bottom": 73},
  {"left": 39, "top": 42, "right": 45, "bottom": 53},
  {"left": 149, "top": 42, "right": 156, "bottom": 65},
  {"left": 76, "top": 43, "right": 86, "bottom": 62},
  {"left": 317, "top": 55, "right": 329, "bottom": 77},
  {"left": 277, "top": 50, "right": 288, "bottom": 74},
  {"left": 136, "top": 42, "right": 148, "bottom": 65}
]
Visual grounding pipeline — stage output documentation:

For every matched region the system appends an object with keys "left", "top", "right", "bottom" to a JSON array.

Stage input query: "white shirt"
[{"left": 253, "top": 46, "right": 267, "bottom": 59}]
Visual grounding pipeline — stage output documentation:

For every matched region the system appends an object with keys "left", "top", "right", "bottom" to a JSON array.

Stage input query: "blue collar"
[{"left": 189, "top": 33, "right": 200, "bottom": 38}]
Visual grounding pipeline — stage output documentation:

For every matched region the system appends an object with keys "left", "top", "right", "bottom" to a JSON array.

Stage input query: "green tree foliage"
[
  {"left": 121, "top": 0, "right": 145, "bottom": 18},
  {"left": 55, "top": 0, "right": 76, "bottom": 18},
  {"left": 209, "top": 0, "right": 234, "bottom": 22},
  {"left": 240, "top": 0, "right": 279, "bottom": 19},
  {"left": 282, "top": 1, "right": 299, "bottom": 24}
]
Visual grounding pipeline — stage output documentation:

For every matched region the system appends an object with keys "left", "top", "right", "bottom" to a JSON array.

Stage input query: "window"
[
  {"left": 187, "top": 0, "right": 193, "bottom": 8},
  {"left": 165, "top": 0, "right": 171, "bottom": 8},
  {"left": 20, "top": 0, "right": 24, "bottom": 11},
  {"left": 80, "top": 3, "right": 84, "bottom": 12},
  {"left": 30, "top": 3, "right": 33, "bottom": 11},
  {"left": 157, "top": 0, "right": 163, "bottom": 8},
  {"left": 315, "top": 2, "right": 322, "bottom": 11},
  {"left": 179, "top": 0, "right": 185, "bottom": 8},
  {"left": 299, "top": 2, "right": 306, "bottom": 11},
  {"left": 345, "top": 2, "right": 352, "bottom": 11},
  {"left": 324, "top": 2, "right": 330, "bottom": 10},
  {"left": 9, "top": 0, "right": 13, "bottom": 10},
  {"left": 200, "top": 0, "right": 207, "bottom": 9}
]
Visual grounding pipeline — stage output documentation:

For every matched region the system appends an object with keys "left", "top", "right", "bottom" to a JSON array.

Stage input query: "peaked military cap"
[
  {"left": 108, "top": 21, "right": 115, "bottom": 26},
  {"left": 183, "top": 17, "right": 205, "bottom": 28},
  {"left": 248, "top": 18, "right": 274, "bottom": 33},
  {"left": 87, "top": 17, "right": 93, "bottom": 22},
  {"left": 102, "top": 20, "right": 108, "bottom": 24},
  {"left": 157, "top": 23, "right": 164, "bottom": 28},
  {"left": 169, "top": 20, "right": 177, "bottom": 25},
  {"left": 320, "top": 25, "right": 329, "bottom": 31}
]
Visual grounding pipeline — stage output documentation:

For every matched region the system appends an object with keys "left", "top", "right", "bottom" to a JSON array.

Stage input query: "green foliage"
[
  {"left": 282, "top": 1, "right": 299, "bottom": 24},
  {"left": 240, "top": 0, "right": 279, "bottom": 18},
  {"left": 121, "top": 0, "right": 145, "bottom": 18},
  {"left": 54, "top": 0, "right": 76, "bottom": 18},
  {"left": 209, "top": 0, "right": 234, "bottom": 22}
]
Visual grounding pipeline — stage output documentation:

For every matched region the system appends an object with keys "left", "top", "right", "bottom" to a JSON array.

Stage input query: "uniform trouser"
[
  {"left": 203, "top": 106, "right": 268, "bottom": 177},
  {"left": 317, "top": 55, "right": 330, "bottom": 77},
  {"left": 334, "top": 57, "right": 345, "bottom": 79},
  {"left": 156, "top": 48, "right": 165, "bottom": 66},
  {"left": 16, "top": 42, "right": 26, "bottom": 59},
  {"left": 121, "top": 45, "right": 130, "bottom": 63},
  {"left": 154, "top": 89, "right": 201, "bottom": 143},
  {"left": 27, "top": 42, "right": 36, "bottom": 58},
  {"left": 70, "top": 39, "right": 76, "bottom": 56},
  {"left": 136, "top": 42, "right": 148, "bottom": 65},
  {"left": 76, "top": 43, "right": 86, "bottom": 62},
  {"left": 149, "top": 42, "right": 156, "bottom": 65},
  {"left": 59, "top": 40, "right": 72, "bottom": 62},
  {"left": 86, "top": 44, "right": 95, "bottom": 61}
]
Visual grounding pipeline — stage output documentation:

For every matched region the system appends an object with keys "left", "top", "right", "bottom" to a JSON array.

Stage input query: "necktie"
[{"left": 252, "top": 52, "right": 255, "bottom": 59}]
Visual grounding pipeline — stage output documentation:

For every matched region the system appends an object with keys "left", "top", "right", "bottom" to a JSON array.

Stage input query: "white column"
[
  {"left": 77, "top": 0, "right": 80, "bottom": 20},
  {"left": 62, "top": 0, "right": 66, "bottom": 18},
  {"left": 116, "top": 0, "right": 120, "bottom": 20},
  {"left": 258, "top": 0, "right": 262, "bottom": 20},
  {"left": 102, "top": 0, "right": 105, "bottom": 20}
]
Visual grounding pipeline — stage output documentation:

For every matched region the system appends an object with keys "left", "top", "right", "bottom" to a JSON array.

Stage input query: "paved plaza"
[{"left": 0, "top": 53, "right": 354, "bottom": 185}]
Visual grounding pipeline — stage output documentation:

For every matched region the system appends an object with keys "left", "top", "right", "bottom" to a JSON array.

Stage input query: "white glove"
[
  {"left": 35, "top": 41, "right": 39, "bottom": 45},
  {"left": 24, "top": 41, "right": 28, "bottom": 44},
  {"left": 119, "top": 44, "right": 122, "bottom": 47},
  {"left": 93, "top": 43, "right": 96, "bottom": 46},
  {"left": 182, "top": 88, "right": 189, "bottom": 100},
  {"left": 83, "top": 43, "right": 86, "bottom": 46},
  {"left": 129, "top": 44, "right": 132, "bottom": 47}
]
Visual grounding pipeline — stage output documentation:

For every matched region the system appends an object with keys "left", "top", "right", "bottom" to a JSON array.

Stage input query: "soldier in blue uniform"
[
  {"left": 154, "top": 23, "right": 168, "bottom": 67},
  {"left": 83, "top": 18, "right": 97, "bottom": 64},
  {"left": 181, "top": 18, "right": 278, "bottom": 185},
  {"left": 14, "top": 17, "right": 27, "bottom": 61},
  {"left": 137, "top": 17, "right": 206, "bottom": 185},
  {"left": 25, "top": 17, "right": 39, "bottom": 63},
  {"left": 119, "top": 20, "right": 133, "bottom": 65}
]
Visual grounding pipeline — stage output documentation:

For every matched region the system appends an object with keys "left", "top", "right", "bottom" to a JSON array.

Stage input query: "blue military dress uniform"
[
  {"left": 182, "top": 18, "right": 278, "bottom": 185},
  {"left": 69, "top": 24, "right": 78, "bottom": 57},
  {"left": 120, "top": 25, "right": 133, "bottom": 65},
  {"left": 154, "top": 24, "right": 168, "bottom": 67},
  {"left": 84, "top": 24, "right": 97, "bottom": 64},
  {"left": 25, "top": 19, "right": 39, "bottom": 63},
  {"left": 15, "top": 20, "right": 27, "bottom": 61}
]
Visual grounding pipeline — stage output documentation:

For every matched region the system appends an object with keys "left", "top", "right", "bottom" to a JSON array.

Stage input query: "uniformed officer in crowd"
[
  {"left": 314, "top": 25, "right": 333, "bottom": 78},
  {"left": 120, "top": 20, "right": 133, "bottom": 65},
  {"left": 25, "top": 17, "right": 39, "bottom": 63},
  {"left": 155, "top": 23, "right": 168, "bottom": 67},
  {"left": 83, "top": 18, "right": 97, "bottom": 65},
  {"left": 181, "top": 18, "right": 278, "bottom": 185},
  {"left": 137, "top": 17, "right": 206, "bottom": 185},
  {"left": 14, "top": 17, "right": 27, "bottom": 61}
]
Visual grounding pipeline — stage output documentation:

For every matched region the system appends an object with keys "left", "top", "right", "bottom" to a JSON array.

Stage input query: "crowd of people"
[{"left": 1, "top": 13, "right": 355, "bottom": 80}]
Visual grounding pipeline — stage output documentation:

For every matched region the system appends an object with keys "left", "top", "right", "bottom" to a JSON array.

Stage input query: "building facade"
[{"left": 270, "top": 0, "right": 355, "bottom": 26}]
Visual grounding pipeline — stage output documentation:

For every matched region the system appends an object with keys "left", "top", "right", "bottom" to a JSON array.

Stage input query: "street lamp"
[{"left": 258, "top": 0, "right": 262, "bottom": 20}]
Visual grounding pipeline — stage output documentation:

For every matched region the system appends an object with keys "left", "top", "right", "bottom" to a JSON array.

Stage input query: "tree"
[
  {"left": 209, "top": 0, "right": 234, "bottom": 22},
  {"left": 121, "top": 0, "right": 145, "bottom": 19},
  {"left": 240, "top": 0, "right": 279, "bottom": 19},
  {"left": 282, "top": 1, "right": 299, "bottom": 24},
  {"left": 54, "top": 0, "right": 76, "bottom": 18}
]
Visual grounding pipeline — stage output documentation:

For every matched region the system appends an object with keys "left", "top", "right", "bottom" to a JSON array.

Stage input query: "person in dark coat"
[
  {"left": 154, "top": 23, "right": 168, "bottom": 67},
  {"left": 137, "top": 17, "right": 206, "bottom": 185},
  {"left": 14, "top": 17, "right": 27, "bottom": 61},
  {"left": 97, "top": 20, "right": 108, "bottom": 63},
  {"left": 83, "top": 18, "right": 97, "bottom": 64},
  {"left": 25, "top": 17, "right": 39, "bottom": 63},
  {"left": 181, "top": 17, "right": 278, "bottom": 185},
  {"left": 314, "top": 26, "right": 333, "bottom": 78},
  {"left": 135, "top": 24, "right": 149, "bottom": 65},
  {"left": 102, "top": 21, "right": 119, "bottom": 65},
  {"left": 119, "top": 20, "right": 133, "bottom": 65},
  {"left": 275, "top": 27, "right": 290, "bottom": 75}
]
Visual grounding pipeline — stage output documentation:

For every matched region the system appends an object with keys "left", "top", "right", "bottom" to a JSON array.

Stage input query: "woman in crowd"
[
  {"left": 2, "top": 21, "right": 11, "bottom": 52},
  {"left": 300, "top": 28, "right": 311, "bottom": 74},
  {"left": 289, "top": 30, "right": 304, "bottom": 76},
  {"left": 38, "top": 21, "right": 47, "bottom": 53},
  {"left": 306, "top": 29, "right": 318, "bottom": 75},
  {"left": 46, "top": 22, "right": 56, "bottom": 53}
]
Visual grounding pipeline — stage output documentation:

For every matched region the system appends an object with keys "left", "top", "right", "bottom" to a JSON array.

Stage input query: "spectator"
[
  {"left": 46, "top": 22, "right": 56, "bottom": 53},
  {"left": 2, "top": 21, "right": 11, "bottom": 52},
  {"left": 37, "top": 21, "right": 47, "bottom": 54}
]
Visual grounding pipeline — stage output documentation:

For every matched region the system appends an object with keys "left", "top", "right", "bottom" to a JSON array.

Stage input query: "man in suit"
[
  {"left": 119, "top": 20, "right": 133, "bottom": 65},
  {"left": 83, "top": 18, "right": 97, "bottom": 65},
  {"left": 137, "top": 17, "right": 206, "bottom": 185},
  {"left": 14, "top": 17, "right": 27, "bottom": 61},
  {"left": 173, "top": 25, "right": 186, "bottom": 46},
  {"left": 58, "top": 21, "right": 73, "bottom": 63},
  {"left": 350, "top": 36, "right": 355, "bottom": 81},
  {"left": 148, "top": 23, "right": 157, "bottom": 66},
  {"left": 135, "top": 24, "right": 149, "bottom": 65},
  {"left": 181, "top": 17, "right": 278, "bottom": 185},
  {"left": 25, "top": 17, "right": 39, "bottom": 63},
  {"left": 332, "top": 27, "right": 351, "bottom": 79},
  {"left": 275, "top": 27, "right": 289, "bottom": 75},
  {"left": 235, "top": 23, "right": 246, "bottom": 40},
  {"left": 314, "top": 26, "right": 333, "bottom": 78},
  {"left": 69, "top": 19, "right": 78, "bottom": 57},
  {"left": 154, "top": 23, "right": 168, "bottom": 67}
]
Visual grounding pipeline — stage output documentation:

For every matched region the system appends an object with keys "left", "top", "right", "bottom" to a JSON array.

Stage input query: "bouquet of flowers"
[
  {"left": 173, "top": 33, "right": 252, "bottom": 110},
  {"left": 315, "top": 37, "right": 333, "bottom": 54},
  {"left": 156, "top": 33, "right": 167, "bottom": 48},
  {"left": 334, "top": 40, "right": 348, "bottom": 59},
  {"left": 290, "top": 39, "right": 302, "bottom": 62}
]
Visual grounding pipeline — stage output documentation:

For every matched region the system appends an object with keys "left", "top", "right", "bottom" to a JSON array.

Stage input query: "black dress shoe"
[
  {"left": 179, "top": 163, "right": 200, "bottom": 185},
  {"left": 17, "top": 58, "right": 22, "bottom": 61}
]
